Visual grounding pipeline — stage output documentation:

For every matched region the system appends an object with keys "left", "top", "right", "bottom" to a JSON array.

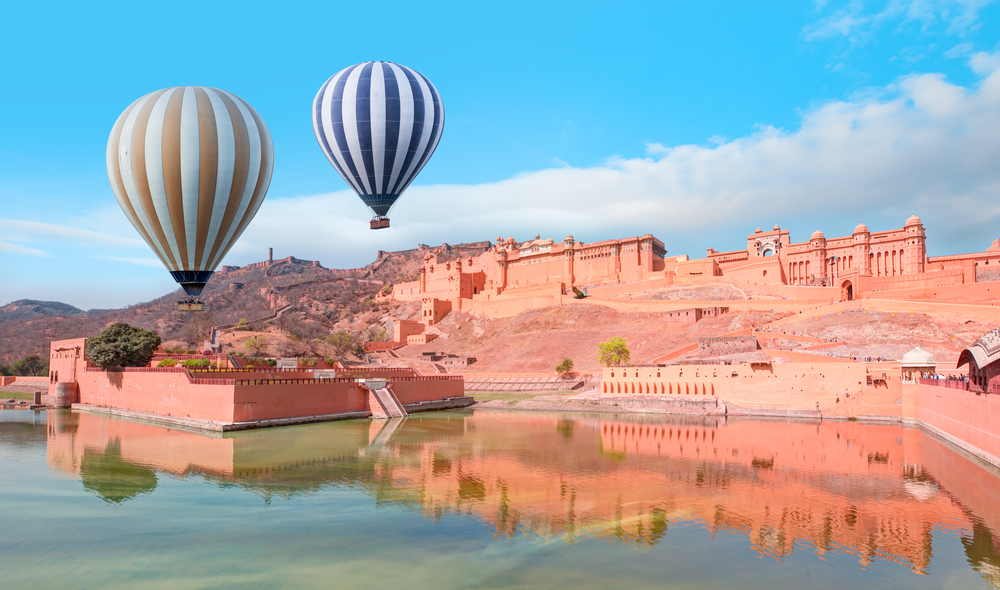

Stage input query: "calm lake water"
[{"left": 2, "top": 408, "right": 1000, "bottom": 589}]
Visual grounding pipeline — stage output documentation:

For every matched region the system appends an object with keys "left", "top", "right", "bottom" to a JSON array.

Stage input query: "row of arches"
[
  {"left": 603, "top": 381, "right": 715, "bottom": 395},
  {"left": 871, "top": 250, "right": 903, "bottom": 277},
  {"left": 788, "top": 249, "right": 910, "bottom": 283},
  {"left": 790, "top": 260, "right": 811, "bottom": 284}
]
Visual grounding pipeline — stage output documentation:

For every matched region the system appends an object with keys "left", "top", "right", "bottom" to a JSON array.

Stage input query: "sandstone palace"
[{"left": 385, "top": 215, "right": 1000, "bottom": 321}]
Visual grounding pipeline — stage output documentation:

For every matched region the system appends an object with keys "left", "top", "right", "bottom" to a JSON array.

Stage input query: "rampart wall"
[
  {"left": 917, "top": 382, "right": 1000, "bottom": 466},
  {"left": 698, "top": 335, "right": 758, "bottom": 357},
  {"left": 601, "top": 361, "right": 903, "bottom": 418}
]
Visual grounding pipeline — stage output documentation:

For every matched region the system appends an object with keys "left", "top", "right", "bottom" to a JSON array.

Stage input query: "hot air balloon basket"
[
  {"left": 178, "top": 299, "right": 206, "bottom": 312},
  {"left": 370, "top": 217, "right": 390, "bottom": 230}
]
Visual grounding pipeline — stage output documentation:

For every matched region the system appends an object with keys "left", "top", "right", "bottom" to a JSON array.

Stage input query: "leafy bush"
[
  {"left": 12, "top": 354, "right": 48, "bottom": 376},
  {"left": 87, "top": 323, "right": 162, "bottom": 371},
  {"left": 180, "top": 359, "right": 212, "bottom": 368},
  {"left": 598, "top": 337, "right": 630, "bottom": 367},
  {"left": 319, "top": 331, "right": 359, "bottom": 358},
  {"left": 266, "top": 359, "right": 277, "bottom": 367},
  {"left": 303, "top": 358, "right": 317, "bottom": 367},
  {"left": 243, "top": 335, "right": 269, "bottom": 357},
  {"left": 157, "top": 359, "right": 178, "bottom": 367},
  {"left": 556, "top": 358, "right": 574, "bottom": 375}
]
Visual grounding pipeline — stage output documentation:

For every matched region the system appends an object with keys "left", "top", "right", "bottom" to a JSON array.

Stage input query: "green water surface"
[{"left": 1, "top": 408, "right": 998, "bottom": 589}]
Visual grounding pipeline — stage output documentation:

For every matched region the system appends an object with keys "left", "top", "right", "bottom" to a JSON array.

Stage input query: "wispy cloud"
[
  {"left": 237, "top": 54, "right": 1000, "bottom": 265},
  {"left": 805, "top": 0, "right": 996, "bottom": 59},
  {"left": 0, "top": 219, "right": 145, "bottom": 248},
  {"left": 0, "top": 240, "right": 51, "bottom": 257},
  {"left": 100, "top": 256, "right": 163, "bottom": 268}
]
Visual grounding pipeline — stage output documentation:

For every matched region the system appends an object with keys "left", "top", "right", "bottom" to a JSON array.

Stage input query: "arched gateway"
[{"left": 841, "top": 280, "right": 853, "bottom": 301}]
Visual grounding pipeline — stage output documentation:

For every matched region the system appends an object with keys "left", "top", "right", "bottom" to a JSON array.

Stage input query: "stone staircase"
[{"left": 368, "top": 381, "right": 408, "bottom": 419}]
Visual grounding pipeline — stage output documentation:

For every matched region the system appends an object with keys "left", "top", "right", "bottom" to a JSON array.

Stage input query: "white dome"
[{"left": 900, "top": 346, "right": 936, "bottom": 367}]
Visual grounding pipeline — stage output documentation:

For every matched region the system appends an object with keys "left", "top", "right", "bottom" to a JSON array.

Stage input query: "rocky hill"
[
  {"left": 0, "top": 300, "right": 88, "bottom": 321},
  {"left": 0, "top": 241, "right": 489, "bottom": 366}
]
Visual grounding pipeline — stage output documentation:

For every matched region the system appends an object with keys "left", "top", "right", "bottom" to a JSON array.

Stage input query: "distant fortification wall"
[{"left": 698, "top": 335, "right": 759, "bottom": 357}]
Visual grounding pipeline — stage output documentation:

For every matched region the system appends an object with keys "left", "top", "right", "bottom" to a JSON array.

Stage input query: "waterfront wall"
[
  {"left": 79, "top": 369, "right": 238, "bottom": 423},
  {"left": 917, "top": 382, "right": 1000, "bottom": 466},
  {"left": 69, "top": 365, "right": 464, "bottom": 429},
  {"left": 232, "top": 381, "right": 369, "bottom": 422},
  {"left": 602, "top": 361, "right": 903, "bottom": 418}
]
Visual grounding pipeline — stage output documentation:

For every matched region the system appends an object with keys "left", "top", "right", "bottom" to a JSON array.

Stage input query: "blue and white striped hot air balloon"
[{"left": 312, "top": 61, "right": 444, "bottom": 229}]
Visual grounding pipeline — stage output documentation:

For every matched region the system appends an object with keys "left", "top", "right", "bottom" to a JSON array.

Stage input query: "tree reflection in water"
[
  {"left": 39, "top": 409, "right": 1000, "bottom": 587},
  {"left": 80, "top": 439, "right": 157, "bottom": 504}
]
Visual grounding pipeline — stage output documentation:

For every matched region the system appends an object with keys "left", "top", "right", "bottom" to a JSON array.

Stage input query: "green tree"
[
  {"left": 598, "top": 337, "right": 630, "bottom": 367},
  {"left": 235, "top": 318, "right": 249, "bottom": 331},
  {"left": 556, "top": 358, "right": 574, "bottom": 375},
  {"left": 0, "top": 364, "right": 13, "bottom": 377},
  {"left": 12, "top": 355, "right": 48, "bottom": 376},
  {"left": 362, "top": 325, "right": 389, "bottom": 342},
  {"left": 243, "top": 335, "right": 269, "bottom": 358},
  {"left": 86, "top": 323, "right": 162, "bottom": 371},
  {"left": 321, "top": 331, "right": 359, "bottom": 358}
]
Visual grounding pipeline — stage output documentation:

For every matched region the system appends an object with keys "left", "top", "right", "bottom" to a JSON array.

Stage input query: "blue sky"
[{"left": 2, "top": 0, "right": 1000, "bottom": 308}]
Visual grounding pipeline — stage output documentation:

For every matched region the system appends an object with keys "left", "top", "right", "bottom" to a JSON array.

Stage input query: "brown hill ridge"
[
  {"left": 0, "top": 241, "right": 488, "bottom": 366},
  {"left": 4, "top": 241, "right": 998, "bottom": 373}
]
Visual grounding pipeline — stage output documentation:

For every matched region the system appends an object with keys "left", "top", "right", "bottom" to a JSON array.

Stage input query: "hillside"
[
  {"left": 0, "top": 241, "right": 488, "bottom": 366},
  {"left": 0, "top": 300, "right": 88, "bottom": 321},
  {"left": 4, "top": 239, "right": 997, "bottom": 372}
]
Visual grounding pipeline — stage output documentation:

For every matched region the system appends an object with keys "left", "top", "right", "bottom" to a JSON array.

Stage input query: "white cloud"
[
  {"left": 805, "top": 0, "right": 995, "bottom": 46},
  {"left": 237, "top": 56, "right": 1000, "bottom": 266},
  {"left": 100, "top": 256, "right": 163, "bottom": 268},
  {"left": 944, "top": 42, "right": 976, "bottom": 58},
  {"left": 0, "top": 240, "right": 50, "bottom": 257},
  {"left": 0, "top": 219, "right": 145, "bottom": 248},
  {"left": 970, "top": 50, "right": 1000, "bottom": 75}
]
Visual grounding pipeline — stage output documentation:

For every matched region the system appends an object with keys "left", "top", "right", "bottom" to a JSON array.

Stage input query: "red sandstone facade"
[
  {"left": 46, "top": 337, "right": 468, "bottom": 430},
  {"left": 384, "top": 216, "right": 999, "bottom": 323}
]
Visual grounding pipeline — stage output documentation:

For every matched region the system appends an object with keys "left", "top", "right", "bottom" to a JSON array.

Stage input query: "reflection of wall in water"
[{"left": 41, "top": 409, "right": 1000, "bottom": 580}]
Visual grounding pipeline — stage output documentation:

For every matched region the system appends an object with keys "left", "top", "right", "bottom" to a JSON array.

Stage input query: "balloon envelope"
[
  {"left": 106, "top": 86, "right": 273, "bottom": 296},
  {"left": 312, "top": 61, "right": 444, "bottom": 220}
]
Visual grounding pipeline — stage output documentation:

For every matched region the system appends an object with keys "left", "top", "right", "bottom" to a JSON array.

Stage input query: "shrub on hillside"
[
  {"left": 180, "top": 359, "right": 211, "bottom": 368},
  {"left": 243, "top": 335, "right": 269, "bottom": 357},
  {"left": 157, "top": 359, "right": 178, "bottom": 367},
  {"left": 320, "top": 331, "right": 358, "bottom": 359},
  {"left": 598, "top": 337, "right": 630, "bottom": 367},
  {"left": 87, "top": 323, "right": 162, "bottom": 371},
  {"left": 556, "top": 358, "right": 574, "bottom": 375},
  {"left": 12, "top": 354, "right": 48, "bottom": 376}
]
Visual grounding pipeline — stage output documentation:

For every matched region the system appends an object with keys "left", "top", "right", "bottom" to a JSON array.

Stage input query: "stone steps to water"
[{"left": 370, "top": 386, "right": 408, "bottom": 418}]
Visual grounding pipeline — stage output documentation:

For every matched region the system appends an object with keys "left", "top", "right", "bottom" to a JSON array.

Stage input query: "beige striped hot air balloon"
[{"left": 106, "top": 86, "right": 273, "bottom": 303}]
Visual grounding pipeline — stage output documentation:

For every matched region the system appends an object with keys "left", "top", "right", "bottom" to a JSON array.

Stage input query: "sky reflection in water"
[{"left": 1, "top": 408, "right": 999, "bottom": 589}]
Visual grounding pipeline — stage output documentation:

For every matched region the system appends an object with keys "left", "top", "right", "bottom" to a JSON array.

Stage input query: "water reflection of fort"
[{"left": 41, "top": 410, "right": 1000, "bottom": 584}]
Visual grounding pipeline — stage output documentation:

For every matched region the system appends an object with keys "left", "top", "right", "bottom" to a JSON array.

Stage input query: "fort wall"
[
  {"left": 601, "top": 361, "right": 903, "bottom": 418},
  {"left": 698, "top": 335, "right": 758, "bottom": 357},
  {"left": 917, "top": 382, "right": 1000, "bottom": 466}
]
